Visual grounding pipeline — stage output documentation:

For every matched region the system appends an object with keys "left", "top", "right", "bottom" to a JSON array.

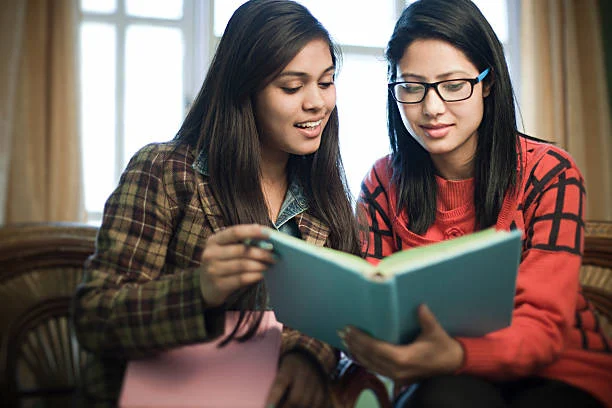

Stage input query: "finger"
[
  {"left": 283, "top": 384, "right": 305, "bottom": 408},
  {"left": 342, "top": 327, "right": 397, "bottom": 376},
  {"left": 202, "top": 243, "right": 277, "bottom": 264},
  {"left": 343, "top": 327, "right": 421, "bottom": 381},
  {"left": 208, "top": 224, "right": 270, "bottom": 246},
  {"left": 266, "top": 372, "right": 291, "bottom": 406},
  {"left": 284, "top": 370, "right": 319, "bottom": 408},
  {"left": 347, "top": 344, "right": 395, "bottom": 378},
  {"left": 418, "top": 304, "right": 442, "bottom": 335},
  {"left": 222, "top": 270, "right": 266, "bottom": 289},
  {"left": 205, "top": 256, "right": 271, "bottom": 278},
  {"left": 201, "top": 259, "right": 267, "bottom": 299}
]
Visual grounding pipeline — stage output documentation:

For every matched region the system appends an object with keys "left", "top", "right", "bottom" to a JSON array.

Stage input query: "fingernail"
[
  {"left": 266, "top": 405, "right": 275, "bottom": 408},
  {"left": 341, "top": 339, "right": 348, "bottom": 349},
  {"left": 258, "top": 241, "right": 274, "bottom": 251},
  {"left": 337, "top": 329, "right": 345, "bottom": 340}
]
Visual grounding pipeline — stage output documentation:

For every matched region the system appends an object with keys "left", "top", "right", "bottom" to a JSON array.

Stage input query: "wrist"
[{"left": 449, "top": 338, "right": 465, "bottom": 372}]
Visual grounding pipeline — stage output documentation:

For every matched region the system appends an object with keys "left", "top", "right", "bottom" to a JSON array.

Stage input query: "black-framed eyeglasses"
[{"left": 388, "top": 68, "right": 490, "bottom": 104}]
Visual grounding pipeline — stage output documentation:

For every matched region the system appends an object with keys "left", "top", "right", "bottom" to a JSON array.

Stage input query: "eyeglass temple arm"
[{"left": 477, "top": 68, "right": 490, "bottom": 83}]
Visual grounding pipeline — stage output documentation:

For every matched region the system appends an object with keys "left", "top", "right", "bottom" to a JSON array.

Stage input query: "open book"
[{"left": 263, "top": 228, "right": 522, "bottom": 350}]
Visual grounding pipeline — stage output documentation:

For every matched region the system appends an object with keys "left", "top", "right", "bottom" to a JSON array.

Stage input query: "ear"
[{"left": 482, "top": 72, "right": 494, "bottom": 98}]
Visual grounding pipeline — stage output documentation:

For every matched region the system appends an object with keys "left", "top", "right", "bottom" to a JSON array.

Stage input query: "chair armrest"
[
  {"left": 330, "top": 362, "right": 392, "bottom": 408},
  {"left": 582, "top": 285, "right": 612, "bottom": 323}
]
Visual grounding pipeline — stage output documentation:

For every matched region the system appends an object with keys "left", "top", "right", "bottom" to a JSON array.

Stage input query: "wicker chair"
[
  {"left": 0, "top": 223, "right": 390, "bottom": 408},
  {"left": 0, "top": 223, "right": 97, "bottom": 407},
  {"left": 580, "top": 221, "right": 612, "bottom": 337}
]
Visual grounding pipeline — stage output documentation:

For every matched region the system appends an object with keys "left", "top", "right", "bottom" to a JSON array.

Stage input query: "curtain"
[
  {"left": 3, "top": 0, "right": 84, "bottom": 224},
  {"left": 0, "top": 2, "right": 26, "bottom": 225},
  {"left": 520, "top": 0, "right": 612, "bottom": 221}
]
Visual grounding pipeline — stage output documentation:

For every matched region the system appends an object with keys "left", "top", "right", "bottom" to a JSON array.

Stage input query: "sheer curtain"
[
  {"left": 2, "top": 0, "right": 84, "bottom": 224},
  {"left": 520, "top": 0, "right": 612, "bottom": 221}
]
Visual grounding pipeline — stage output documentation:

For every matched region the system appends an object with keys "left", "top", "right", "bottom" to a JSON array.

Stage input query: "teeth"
[{"left": 296, "top": 120, "right": 322, "bottom": 128}]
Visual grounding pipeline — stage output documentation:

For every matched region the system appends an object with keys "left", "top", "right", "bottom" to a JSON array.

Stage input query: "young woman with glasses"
[
  {"left": 341, "top": 0, "right": 612, "bottom": 406},
  {"left": 72, "top": 1, "right": 361, "bottom": 406}
]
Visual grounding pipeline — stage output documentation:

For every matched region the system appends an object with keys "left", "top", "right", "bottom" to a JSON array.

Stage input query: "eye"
[
  {"left": 400, "top": 83, "right": 424, "bottom": 94},
  {"left": 281, "top": 87, "right": 301, "bottom": 94},
  {"left": 442, "top": 81, "right": 467, "bottom": 92},
  {"left": 319, "top": 81, "right": 334, "bottom": 89}
]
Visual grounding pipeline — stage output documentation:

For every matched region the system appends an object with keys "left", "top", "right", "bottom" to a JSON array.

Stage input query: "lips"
[{"left": 421, "top": 123, "right": 452, "bottom": 138}]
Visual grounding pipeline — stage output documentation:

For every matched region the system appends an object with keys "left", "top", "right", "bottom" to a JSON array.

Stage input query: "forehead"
[
  {"left": 280, "top": 38, "right": 334, "bottom": 75},
  {"left": 397, "top": 39, "right": 477, "bottom": 77}
]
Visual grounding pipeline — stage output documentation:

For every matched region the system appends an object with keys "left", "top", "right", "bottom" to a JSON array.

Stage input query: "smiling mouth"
[{"left": 295, "top": 119, "right": 323, "bottom": 129}]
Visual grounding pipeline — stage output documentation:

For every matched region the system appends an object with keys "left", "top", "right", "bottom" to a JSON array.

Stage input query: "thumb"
[{"left": 418, "top": 304, "right": 440, "bottom": 334}]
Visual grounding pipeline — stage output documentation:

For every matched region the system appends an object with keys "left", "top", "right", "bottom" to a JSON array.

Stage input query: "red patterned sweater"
[{"left": 358, "top": 137, "right": 612, "bottom": 407}]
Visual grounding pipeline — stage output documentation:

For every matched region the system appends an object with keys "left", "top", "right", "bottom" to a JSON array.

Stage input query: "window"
[
  {"left": 78, "top": 0, "right": 207, "bottom": 223},
  {"left": 78, "top": 0, "right": 518, "bottom": 223}
]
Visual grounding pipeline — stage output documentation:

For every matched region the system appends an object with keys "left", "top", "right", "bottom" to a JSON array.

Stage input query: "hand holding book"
[{"left": 338, "top": 303, "right": 465, "bottom": 385}]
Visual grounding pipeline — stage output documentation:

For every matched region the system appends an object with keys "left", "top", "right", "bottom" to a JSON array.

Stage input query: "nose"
[
  {"left": 422, "top": 86, "right": 446, "bottom": 117},
  {"left": 303, "top": 84, "right": 326, "bottom": 111}
]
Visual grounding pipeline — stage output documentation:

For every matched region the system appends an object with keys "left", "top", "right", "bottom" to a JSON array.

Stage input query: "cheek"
[
  {"left": 398, "top": 105, "right": 419, "bottom": 132},
  {"left": 324, "top": 90, "right": 337, "bottom": 111},
  {"left": 453, "top": 100, "right": 484, "bottom": 129}
]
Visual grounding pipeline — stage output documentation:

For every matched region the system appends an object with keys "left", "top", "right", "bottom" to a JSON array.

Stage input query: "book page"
[{"left": 378, "top": 228, "right": 505, "bottom": 275}]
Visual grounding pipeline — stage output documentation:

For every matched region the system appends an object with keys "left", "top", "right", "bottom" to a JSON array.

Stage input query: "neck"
[
  {"left": 260, "top": 155, "right": 289, "bottom": 223},
  {"left": 260, "top": 147, "right": 289, "bottom": 184},
  {"left": 431, "top": 153, "right": 475, "bottom": 180}
]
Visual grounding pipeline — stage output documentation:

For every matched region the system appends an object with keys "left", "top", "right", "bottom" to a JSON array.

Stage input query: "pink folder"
[{"left": 119, "top": 311, "right": 282, "bottom": 408}]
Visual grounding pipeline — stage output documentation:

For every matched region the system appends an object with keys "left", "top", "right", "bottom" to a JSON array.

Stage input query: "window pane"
[
  {"left": 214, "top": 0, "right": 247, "bottom": 36},
  {"left": 336, "top": 53, "right": 390, "bottom": 199},
  {"left": 81, "top": 0, "right": 117, "bottom": 14},
  {"left": 124, "top": 25, "right": 184, "bottom": 164},
  {"left": 126, "top": 0, "right": 183, "bottom": 20},
  {"left": 214, "top": 1, "right": 395, "bottom": 47},
  {"left": 472, "top": 0, "right": 508, "bottom": 42},
  {"left": 80, "top": 23, "right": 117, "bottom": 213},
  {"left": 301, "top": 0, "right": 395, "bottom": 47}
]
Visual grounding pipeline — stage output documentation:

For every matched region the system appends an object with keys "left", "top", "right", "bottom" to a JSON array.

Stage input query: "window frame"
[{"left": 77, "top": 0, "right": 520, "bottom": 223}]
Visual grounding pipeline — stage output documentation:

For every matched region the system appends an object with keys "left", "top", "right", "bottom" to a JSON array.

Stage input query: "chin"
[{"left": 295, "top": 140, "right": 322, "bottom": 156}]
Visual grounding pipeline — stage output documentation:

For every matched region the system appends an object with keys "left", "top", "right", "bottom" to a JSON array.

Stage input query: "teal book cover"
[{"left": 263, "top": 228, "right": 522, "bottom": 351}]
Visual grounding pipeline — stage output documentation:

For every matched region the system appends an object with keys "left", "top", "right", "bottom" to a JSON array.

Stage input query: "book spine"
[{"left": 366, "top": 279, "right": 398, "bottom": 343}]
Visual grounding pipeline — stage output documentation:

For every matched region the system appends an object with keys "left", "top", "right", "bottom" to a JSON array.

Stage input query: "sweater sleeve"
[
  {"left": 73, "top": 144, "right": 224, "bottom": 358},
  {"left": 358, "top": 157, "right": 398, "bottom": 264},
  {"left": 457, "top": 148, "right": 586, "bottom": 380}
]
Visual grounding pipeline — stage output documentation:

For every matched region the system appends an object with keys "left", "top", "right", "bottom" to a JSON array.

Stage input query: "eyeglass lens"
[{"left": 393, "top": 79, "right": 473, "bottom": 103}]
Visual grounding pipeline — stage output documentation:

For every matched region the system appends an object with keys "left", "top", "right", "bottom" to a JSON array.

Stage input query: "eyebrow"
[
  {"left": 399, "top": 70, "right": 473, "bottom": 81},
  {"left": 278, "top": 65, "right": 335, "bottom": 79}
]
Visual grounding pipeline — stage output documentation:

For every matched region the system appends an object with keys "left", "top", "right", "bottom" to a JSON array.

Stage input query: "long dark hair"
[
  {"left": 386, "top": 0, "right": 519, "bottom": 234},
  {"left": 175, "top": 0, "right": 361, "bottom": 343}
]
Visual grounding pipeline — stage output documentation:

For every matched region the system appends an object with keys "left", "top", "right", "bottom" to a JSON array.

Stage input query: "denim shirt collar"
[{"left": 193, "top": 150, "right": 308, "bottom": 229}]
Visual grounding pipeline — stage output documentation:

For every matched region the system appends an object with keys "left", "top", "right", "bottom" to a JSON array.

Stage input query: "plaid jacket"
[{"left": 73, "top": 140, "right": 338, "bottom": 403}]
